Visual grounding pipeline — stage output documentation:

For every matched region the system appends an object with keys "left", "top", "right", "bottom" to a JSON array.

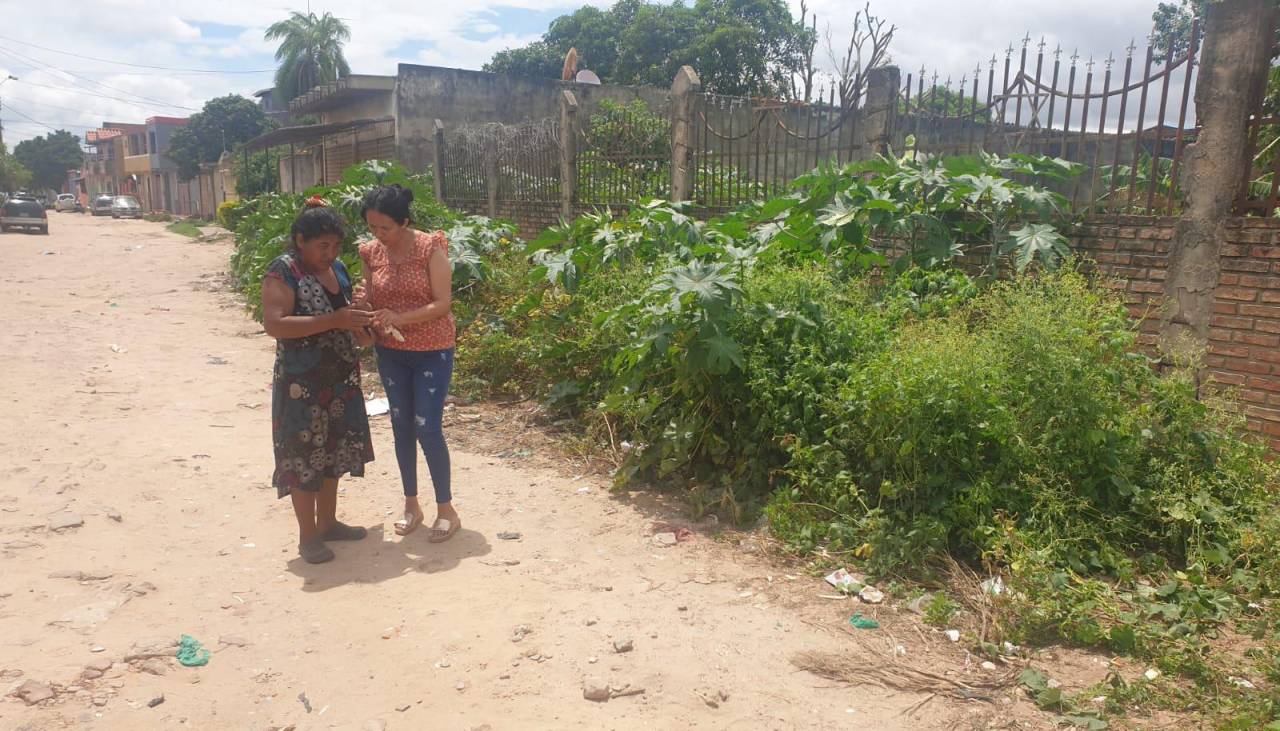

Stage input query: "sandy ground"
[{"left": 0, "top": 214, "right": 1033, "bottom": 730}]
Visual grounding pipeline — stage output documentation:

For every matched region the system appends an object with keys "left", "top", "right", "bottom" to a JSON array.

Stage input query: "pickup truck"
[{"left": 1, "top": 195, "right": 50, "bottom": 234}]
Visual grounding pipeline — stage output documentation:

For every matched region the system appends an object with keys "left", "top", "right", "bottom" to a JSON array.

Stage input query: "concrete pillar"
[
  {"left": 670, "top": 66, "right": 701, "bottom": 203},
  {"left": 1159, "top": 0, "right": 1278, "bottom": 361},
  {"left": 860, "top": 66, "right": 900, "bottom": 159},
  {"left": 485, "top": 135, "right": 499, "bottom": 219},
  {"left": 559, "top": 90, "right": 579, "bottom": 219},
  {"left": 432, "top": 119, "right": 444, "bottom": 204}
]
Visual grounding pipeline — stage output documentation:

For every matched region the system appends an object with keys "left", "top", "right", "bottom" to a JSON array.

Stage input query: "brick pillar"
[
  {"left": 670, "top": 66, "right": 701, "bottom": 203},
  {"left": 559, "top": 90, "right": 579, "bottom": 219},
  {"left": 1159, "top": 0, "right": 1278, "bottom": 361}
]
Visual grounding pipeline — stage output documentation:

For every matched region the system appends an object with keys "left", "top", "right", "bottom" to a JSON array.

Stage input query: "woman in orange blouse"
[{"left": 356, "top": 185, "right": 459, "bottom": 541}]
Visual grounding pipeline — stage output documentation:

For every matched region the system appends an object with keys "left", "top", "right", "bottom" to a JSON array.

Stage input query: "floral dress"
[{"left": 266, "top": 253, "right": 374, "bottom": 498}]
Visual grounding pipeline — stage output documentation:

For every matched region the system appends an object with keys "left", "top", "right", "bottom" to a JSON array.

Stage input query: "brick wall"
[{"left": 1073, "top": 215, "right": 1280, "bottom": 449}]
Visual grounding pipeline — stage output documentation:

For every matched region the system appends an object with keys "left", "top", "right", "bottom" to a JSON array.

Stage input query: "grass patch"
[{"left": 166, "top": 220, "right": 203, "bottom": 238}]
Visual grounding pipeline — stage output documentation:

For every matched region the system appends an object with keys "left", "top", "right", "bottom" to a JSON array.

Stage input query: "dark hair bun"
[{"left": 361, "top": 184, "right": 414, "bottom": 226}]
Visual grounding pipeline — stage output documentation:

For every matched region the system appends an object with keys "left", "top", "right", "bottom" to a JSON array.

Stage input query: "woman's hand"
[
  {"left": 371, "top": 309, "right": 402, "bottom": 331},
  {"left": 352, "top": 284, "right": 371, "bottom": 310},
  {"left": 330, "top": 307, "right": 374, "bottom": 331}
]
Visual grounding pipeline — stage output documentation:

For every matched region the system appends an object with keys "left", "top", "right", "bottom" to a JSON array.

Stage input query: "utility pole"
[{"left": 0, "top": 75, "right": 17, "bottom": 151}]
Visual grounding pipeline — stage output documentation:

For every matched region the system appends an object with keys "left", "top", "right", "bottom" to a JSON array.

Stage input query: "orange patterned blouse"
[{"left": 358, "top": 230, "right": 456, "bottom": 352}]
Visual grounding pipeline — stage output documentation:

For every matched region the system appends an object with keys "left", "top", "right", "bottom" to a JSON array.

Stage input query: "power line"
[
  {"left": 2, "top": 103, "right": 95, "bottom": 132},
  {"left": 0, "top": 46, "right": 197, "bottom": 112},
  {"left": 0, "top": 34, "right": 274, "bottom": 74},
  {"left": 5, "top": 95, "right": 125, "bottom": 118},
  {"left": 9, "top": 79, "right": 188, "bottom": 115}
]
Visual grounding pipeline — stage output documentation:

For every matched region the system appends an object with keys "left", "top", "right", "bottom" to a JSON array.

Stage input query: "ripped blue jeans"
[{"left": 375, "top": 346, "right": 453, "bottom": 503}]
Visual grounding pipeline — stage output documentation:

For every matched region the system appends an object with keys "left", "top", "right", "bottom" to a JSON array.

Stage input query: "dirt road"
[{"left": 0, "top": 214, "right": 975, "bottom": 730}]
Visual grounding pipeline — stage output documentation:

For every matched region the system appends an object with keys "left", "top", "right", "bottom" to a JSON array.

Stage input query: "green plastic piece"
[
  {"left": 849, "top": 613, "right": 880, "bottom": 630},
  {"left": 176, "top": 635, "right": 211, "bottom": 667}
]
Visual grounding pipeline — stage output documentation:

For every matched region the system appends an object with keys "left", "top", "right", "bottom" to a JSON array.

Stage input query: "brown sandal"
[{"left": 427, "top": 517, "right": 460, "bottom": 543}]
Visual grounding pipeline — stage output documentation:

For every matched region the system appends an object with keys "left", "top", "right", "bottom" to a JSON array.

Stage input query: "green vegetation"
[
  {"left": 167, "top": 95, "right": 275, "bottom": 181},
  {"left": 166, "top": 220, "right": 203, "bottom": 238},
  {"left": 233, "top": 152, "right": 1280, "bottom": 728},
  {"left": 485, "top": 0, "right": 808, "bottom": 97},
  {"left": 229, "top": 160, "right": 516, "bottom": 321},
  {"left": 13, "top": 130, "right": 81, "bottom": 191},
  {"left": 265, "top": 10, "right": 351, "bottom": 103}
]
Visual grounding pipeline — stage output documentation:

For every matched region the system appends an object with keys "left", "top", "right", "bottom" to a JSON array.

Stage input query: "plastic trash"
[
  {"left": 848, "top": 613, "right": 879, "bottom": 630},
  {"left": 176, "top": 635, "right": 210, "bottom": 667},
  {"left": 365, "top": 398, "right": 390, "bottom": 416},
  {"left": 824, "top": 569, "right": 864, "bottom": 594}
]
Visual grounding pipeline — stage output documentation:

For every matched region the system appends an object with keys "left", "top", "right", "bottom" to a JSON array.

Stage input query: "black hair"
[
  {"left": 290, "top": 203, "right": 345, "bottom": 247},
  {"left": 361, "top": 184, "right": 414, "bottom": 226}
]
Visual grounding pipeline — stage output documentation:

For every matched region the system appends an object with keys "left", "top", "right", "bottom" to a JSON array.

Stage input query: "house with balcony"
[
  {"left": 119, "top": 116, "right": 188, "bottom": 213},
  {"left": 85, "top": 122, "right": 146, "bottom": 200}
]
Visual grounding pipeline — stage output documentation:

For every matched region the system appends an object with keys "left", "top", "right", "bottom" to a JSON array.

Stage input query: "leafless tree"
[
  {"left": 788, "top": 0, "right": 819, "bottom": 103},
  {"left": 827, "top": 3, "right": 896, "bottom": 110}
]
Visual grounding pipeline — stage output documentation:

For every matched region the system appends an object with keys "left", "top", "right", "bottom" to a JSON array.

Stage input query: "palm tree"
[{"left": 265, "top": 11, "right": 352, "bottom": 103}]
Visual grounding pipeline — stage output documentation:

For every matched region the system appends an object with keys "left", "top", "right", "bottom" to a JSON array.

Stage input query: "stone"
[
  {"left": 511, "top": 625, "right": 532, "bottom": 643},
  {"left": 219, "top": 635, "right": 249, "bottom": 648},
  {"left": 677, "top": 606, "right": 688, "bottom": 612},
  {"left": 362, "top": 721, "right": 387, "bottom": 731},
  {"left": 49, "top": 513, "right": 85, "bottom": 531},
  {"left": 106, "top": 510, "right": 123, "bottom": 522},
  {"left": 90, "top": 645, "right": 106, "bottom": 653},
  {"left": 81, "top": 669, "right": 103, "bottom": 680},
  {"left": 652, "top": 532, "right": 678, "bottom": 547},
  {"left": 14, "top": 680, "right": 56, "bottom": 705},
  {"left": 497, "top": 531, "right": 522, "bottom": 541},
  {"left": 396, "top": 704, "right": 411, "bottom": 712},
  {"left": 858, "top": 586, "right": 885, "bottom": 604},
  {"left": 126, "top": 582, "right": 157, "bottom": 596},
  {"left": 147, "top": 694, "right": 165, "bottom": 708},
  {"left": 583, "top": 678, "right": 611, "bottom": 702},
  {"left": 140, "top": 659, "right": 168, "bottom": 676},
  {"left": 980, "top": 661, "right": 997, "bottom": 672},
  {"left": 613, "top": 639, "right": 634, "bottom": 654},
  {"left": 93, "top": 696, "right": 109, "bottom": 707},
  {"left": 907, "top": 593, "right": 934, "bottom": 615},
  {"left": 585, "top": 618, "right": 598, "bottom": 627},
  {"left": 588, "top": 656, "right": 598, "bottom": 664},
  {"left": 455, "top": 681, "right": 466, "bottom": 691}
]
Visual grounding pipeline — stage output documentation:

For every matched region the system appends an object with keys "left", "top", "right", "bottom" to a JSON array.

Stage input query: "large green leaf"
[{"left": 1008, "top": 223, "right": 1071, "bottom": 272}]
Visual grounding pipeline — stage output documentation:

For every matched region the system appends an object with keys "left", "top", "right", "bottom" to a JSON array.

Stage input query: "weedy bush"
[{"left": 228, "top": 160, "right": 517, "bottom": 321}]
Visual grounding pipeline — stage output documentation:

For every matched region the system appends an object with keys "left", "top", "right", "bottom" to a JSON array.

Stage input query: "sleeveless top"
[{"left": 358, "top": 230, "right": 456, "bottom": 351}]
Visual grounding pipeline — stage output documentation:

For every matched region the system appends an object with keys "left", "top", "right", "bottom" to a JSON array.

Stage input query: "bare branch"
[{"left": 826, "top": 3, "right": 896, "bottom": 109}]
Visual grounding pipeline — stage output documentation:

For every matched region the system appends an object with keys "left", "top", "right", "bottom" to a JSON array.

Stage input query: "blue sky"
[{"left": 0, "top": 0, "right": 1171, "bottom": 146}]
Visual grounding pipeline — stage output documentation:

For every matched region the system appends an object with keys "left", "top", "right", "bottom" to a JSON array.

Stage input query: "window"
[{"left": 148, "top": 132, "right": 156, "bottom": 153}]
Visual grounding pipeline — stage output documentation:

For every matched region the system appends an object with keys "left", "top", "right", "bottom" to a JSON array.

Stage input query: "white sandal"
[{"left": 394, "top": 511, "right": 422, "bottom": 536}]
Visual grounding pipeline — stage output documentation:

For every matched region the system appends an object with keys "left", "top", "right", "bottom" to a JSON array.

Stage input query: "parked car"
[
  {"left": 91, "top": 195, "right": 115, "bottom": 216},
  {"left": 111, "top": 196, "right": 142, "bottom": 219},
  {"left": 1, "top": 194, "right": 49, "bottom": 234},
  {"left": 54, "top": 194, "right": 79, "bottom": 212}
]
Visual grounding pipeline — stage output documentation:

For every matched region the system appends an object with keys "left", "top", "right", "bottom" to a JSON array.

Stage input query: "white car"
[
  {"left": 54, "top": 194, "right": 79, "bottom": 212},
  {"left": 111, "top": 196, "right": 142, "bottom": 219}
]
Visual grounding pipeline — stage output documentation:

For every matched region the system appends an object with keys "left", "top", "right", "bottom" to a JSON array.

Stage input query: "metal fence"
[
  {"left": 439, "top": 119, "right": 562, "bottom": 216},
  {"left": 577, "top": 98, "right": 672, "bottom": 207},
  {"left": 691, "top": 90, "right": 864, "bottom": 213},
  {"left": 903, "top": 27, "right": 1202, "bottom": 215}
]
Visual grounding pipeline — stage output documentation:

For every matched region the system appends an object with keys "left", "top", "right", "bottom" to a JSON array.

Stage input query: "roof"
[
  {"left": 288, "top": 75, "right": 395, "bottom": 115},
  {"left": 146, "top": 116, "right": 188, "bottom": 126},
  {"left": 240, "top": 116, "right": 395, "bottom": 151},
  {"left": 86, "top": 129, "right": 123, "bottom": 143},
  {"left": 252, "top": 88, "right": 275, "bottom": 98}
]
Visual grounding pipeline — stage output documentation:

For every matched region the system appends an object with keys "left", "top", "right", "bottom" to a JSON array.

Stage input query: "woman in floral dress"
[{"left": 262, "top": 198, "right": 376, "bottom": 564}]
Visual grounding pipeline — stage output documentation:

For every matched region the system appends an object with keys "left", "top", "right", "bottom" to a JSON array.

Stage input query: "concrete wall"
[
  {"left": 395, "top": 64, "right": 669, "bottom": 172},
  {"left": 322, "top": 94, "right": 393, "bottom": 125}
]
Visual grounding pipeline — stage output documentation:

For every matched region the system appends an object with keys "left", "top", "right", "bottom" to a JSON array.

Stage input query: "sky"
[{"left": 0, "top": 0, "right": 1174, "bottom": 147}]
